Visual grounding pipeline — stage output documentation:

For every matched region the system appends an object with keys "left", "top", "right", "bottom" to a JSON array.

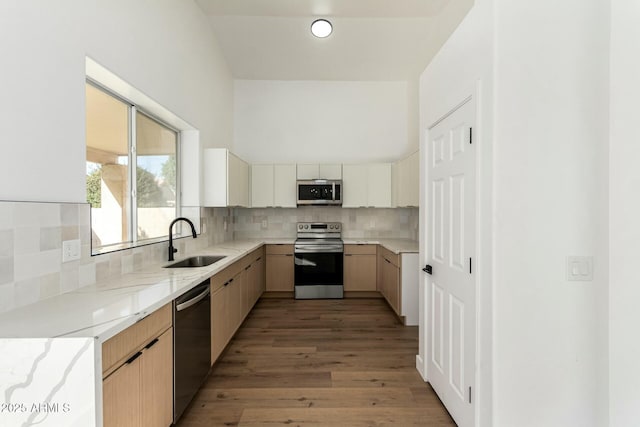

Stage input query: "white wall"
[
  {"left": 609, "top": 1, "right": 640, "bottom": 425},
  {"left": 0, "top": 0, "right": 233, "bottom": 204},
  {"left": 419, "top": 1, "right": 494, "bottom": 425},
  {"left": 493, "top": 1, "right": 609, "bottom": 425},
  {"left": 420, "top": 0, "right": 611, "bottom": 425},
  {"left": 233, "top": 80, "right": 412, "bottom": 164}
]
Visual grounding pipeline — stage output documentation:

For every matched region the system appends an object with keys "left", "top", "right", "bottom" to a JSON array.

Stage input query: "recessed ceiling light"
[{"left": 311, "top": 19, "right": 332, "bottom": 38}]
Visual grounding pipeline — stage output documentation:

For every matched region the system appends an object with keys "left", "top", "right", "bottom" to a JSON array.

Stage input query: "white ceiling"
[{"left": 195, "top": 0, "right": 474, "bottom": 81}]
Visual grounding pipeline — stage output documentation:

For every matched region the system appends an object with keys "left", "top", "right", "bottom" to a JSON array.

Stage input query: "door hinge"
[
  {"left": 469, "top": 386, "right": 472, "bottom": 404},
  {"left": 469, "top": 127, "right": 473, "bottom": 144},
  {"left": 469, "top": 257, "right": 472, "bottom": 274}
]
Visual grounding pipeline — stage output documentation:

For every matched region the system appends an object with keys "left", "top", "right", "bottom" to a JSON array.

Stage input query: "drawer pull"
[
  {"left": 125, "top": 351, "right": 142, "bottom": 365},
  {"left": 144, "top": 338, "right": 159, "bottom": 350}
]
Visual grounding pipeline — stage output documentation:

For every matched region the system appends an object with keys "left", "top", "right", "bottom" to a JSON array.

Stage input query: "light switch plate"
[
  {"left": 567, "top": 256, "right": 593, "bottom": 281},
  {"left": 62, "top": 239, "right": 81, "bottom": 263}
]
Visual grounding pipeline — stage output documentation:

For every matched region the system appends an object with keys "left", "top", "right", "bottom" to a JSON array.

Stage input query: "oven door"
[{"left": 294, "top": 249, "right": 343, "bottom": 299}]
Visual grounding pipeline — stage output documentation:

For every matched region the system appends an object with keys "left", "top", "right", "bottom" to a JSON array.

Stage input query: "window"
[{"left": 85, "top": 82, "right": 179, "bottom": 254}]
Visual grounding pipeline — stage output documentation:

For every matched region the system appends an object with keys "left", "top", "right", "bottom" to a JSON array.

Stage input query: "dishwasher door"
[{"left": 174, "top": 280, "right": 211, "bottom": 422}]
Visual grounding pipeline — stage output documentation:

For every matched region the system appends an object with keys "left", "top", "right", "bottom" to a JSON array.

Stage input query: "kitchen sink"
[{"left": 165, "top": 255, "right": 226, "bottom": 268}]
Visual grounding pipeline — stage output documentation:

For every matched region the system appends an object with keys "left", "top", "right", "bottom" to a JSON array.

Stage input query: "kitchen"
[{"left": 0, "top": 1, "right": 638, "bottom": 427}]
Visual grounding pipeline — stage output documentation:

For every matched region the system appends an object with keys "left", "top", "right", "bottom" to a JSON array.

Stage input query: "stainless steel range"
[{"left": 294, "top": 222, "right": 344, "bottom": 299}]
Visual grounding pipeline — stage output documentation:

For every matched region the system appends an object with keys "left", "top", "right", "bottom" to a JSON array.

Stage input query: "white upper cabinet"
[
  {"left": 342, "top": 164, "right": 368, "bottom": 207},
  {"left": 204, "top": 148, "right": 250, "bottom": 207},
  {"left": 296, "top": 164, "right": 342, "bottom": 180},
  {"left": 342, "top": 163, "right": 392, "bottom": 208},
  {"left": 251, "top": 164, "right": 297, "bottom": 208},
  {"left": 273, "top": 164, "right": 297, "bottom": 207},
  {"left": 367, "top": 163, "right": 392, "bottom": 207},
  {"left": 251, "top": 164, "right": 274, "bottom": 208},
  {"left": 393, "top": 151, "right": 419, "bottom": 207}
]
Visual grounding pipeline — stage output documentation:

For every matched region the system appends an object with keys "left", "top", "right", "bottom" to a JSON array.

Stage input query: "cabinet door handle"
[
  {"left": 245, "top": 265, "right": 251, "bottom": 271},
  {"left": 125, "top": 351, "right": 143, "bottom": 365},
  {"left": 345, "top": 254, "right": 353, "bottom": 257},
  {"left": 285, "top": 254, "right": 293, "bottom": 257},
  {"left": 144, "top": 338, "right": 159, "bottom": 350}
]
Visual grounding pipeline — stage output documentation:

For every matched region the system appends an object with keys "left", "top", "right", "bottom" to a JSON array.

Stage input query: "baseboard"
[
  {"left": 416, "top": 354, "right": 427, "bottom": 381},
  {"left": 343, "top": 291, "right": 383, "bottom": 298},
  {"left": 260, "top": 291, "right": 294, "bottom": 299}
]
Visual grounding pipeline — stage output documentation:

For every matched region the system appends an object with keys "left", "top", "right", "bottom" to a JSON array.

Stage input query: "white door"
[{"left": 425, "top": 99, "right": 476, "bottom": 426}]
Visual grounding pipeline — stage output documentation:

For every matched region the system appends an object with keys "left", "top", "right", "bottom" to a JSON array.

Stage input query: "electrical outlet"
[
  {"left": 261, "top": 219, "right": 268, "bottom": 230},
  {"left": 62, "top": 239, "right": 81, "bottom": 263}
]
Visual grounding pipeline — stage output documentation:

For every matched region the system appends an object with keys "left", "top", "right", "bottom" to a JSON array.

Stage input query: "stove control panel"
[{"left": 296, "top": 222, "right": 342, "bottom": 234}]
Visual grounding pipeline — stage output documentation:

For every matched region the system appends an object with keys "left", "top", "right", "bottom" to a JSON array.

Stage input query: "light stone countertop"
[
  {"left": 0, "top": 238, "right": 416, "bottom": 341},
  {"left": 342, "top": 238, "right": 419, "bottom": 254},
  {"left": 0, "top": 240, "right": 266, "bottom": 341}
]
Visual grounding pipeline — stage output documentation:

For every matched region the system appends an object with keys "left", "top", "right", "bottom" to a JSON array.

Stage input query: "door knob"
[{"left": 422, "top": 265, "right": 433, "bottom": 275}]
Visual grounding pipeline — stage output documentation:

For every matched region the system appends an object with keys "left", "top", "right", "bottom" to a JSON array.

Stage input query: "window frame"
[{"left": 86, "top": 79, "right": 182, "bottom": 255}]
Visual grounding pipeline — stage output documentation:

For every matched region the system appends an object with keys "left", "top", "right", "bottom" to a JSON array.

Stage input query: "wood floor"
[{"left": 177, "top": 298, "right": 456, "bottom": 427}]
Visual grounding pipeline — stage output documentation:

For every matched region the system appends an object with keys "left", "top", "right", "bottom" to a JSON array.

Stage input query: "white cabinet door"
[
  {"left": 273, "top": 164, "right": 297, "bottom": 207},
  {"left": 319, "top": 164, "right": 342, "bottom": 179},
  {"left": 297, "top": 164, "right": 319, "bottom": 180},
  {"left": 342, "top": 164, "right": 368, "bottom": 207},
  {"left": 251, "top": 165, "right": 274, "bottom": 208},
  {"left": 395, "top": 151, "right": 419, "bottom": 207},
  {"left": 367, "top": 163, "right": 392, "bottom": 207},
  {"left": 228, "top": 153, "right": 249, "bottom": 207},
  {"left": 204, "top": 149, "right": 250, "bottom": 207},
  {"left": 297, "top": 163, "right": 342, "bottom": 179},
  {"left": 203, "top": 148, "right": 228, "bottom": 207},
  {"left": 404, "top": 151, "right": 419, "bottom": 206}
]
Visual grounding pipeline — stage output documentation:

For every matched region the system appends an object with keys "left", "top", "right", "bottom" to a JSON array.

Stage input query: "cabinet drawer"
[
  {"left": 378, "top": 246, "right": 399, "bottom": 267},
  {"left": 266, "top": 244, "right": 294, "bottom": 255},
  {"left": 344, "top": 244, "right": 377, "bottom": 255},
  {"left": 211, "top": 264, "right": 240, "bottom": 292},
  {"left": 102, "top": 303, "right": 172, "bottom": 377}
]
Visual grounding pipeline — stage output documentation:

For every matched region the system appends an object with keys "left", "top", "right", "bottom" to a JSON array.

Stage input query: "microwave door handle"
[{"left": 332, "top": 182, "right": 335, "bottom": 201}]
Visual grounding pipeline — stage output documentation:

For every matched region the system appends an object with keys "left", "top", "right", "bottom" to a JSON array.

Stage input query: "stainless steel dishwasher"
[{"left": 173, "top": 279, "right": 211, "bottom": 422}]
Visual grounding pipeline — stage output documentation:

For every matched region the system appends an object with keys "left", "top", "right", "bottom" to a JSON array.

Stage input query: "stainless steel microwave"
[{"left": 297, "top": 180, "right": 342, "bottom": 206}]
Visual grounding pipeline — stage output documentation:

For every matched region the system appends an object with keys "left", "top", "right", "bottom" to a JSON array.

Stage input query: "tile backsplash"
[
  {"left": 0, "top": 201, "right": 232, "bottom": 313},
  {"left": 0, "top": 201, "right": 416, "bottom": 313},
  {"left": 233, "top": 207, "right": 419, "bottom": 240}
]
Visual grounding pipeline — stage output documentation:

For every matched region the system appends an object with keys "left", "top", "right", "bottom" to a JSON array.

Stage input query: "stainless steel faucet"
[{"left": 168, "top": 217, "right": 197, "bottom": 261}]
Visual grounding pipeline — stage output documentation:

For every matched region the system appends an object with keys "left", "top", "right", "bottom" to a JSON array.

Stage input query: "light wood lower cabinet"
[
  {"left": 344, "top": 245, "right": 377, "bottom": 291},
  {"left": 376, "top": 246, "right": 419, "bottom": 325},
  {"left": 266, "top": 244, "right": 294, "bottom": 292},
  {"left": 103, "top": 356, "right": 141, "bottom": 427},
  {"left": 102, "top": 304, "right": 173, "bottom": 427},
  {"left": 378, "top": 247, "right": 401, "bottom": 316},
  {"left": 140, "top": 328, "right": 173, "bottom": 427},
  {"left": 211, "top": 247, "right": 265, "bottom": 365},
  {"left": 244, "top": 253, "right": 265, "bottom": 312},
  {"left": 211, "top": 281, "right": 231, "bottom": 364}
]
